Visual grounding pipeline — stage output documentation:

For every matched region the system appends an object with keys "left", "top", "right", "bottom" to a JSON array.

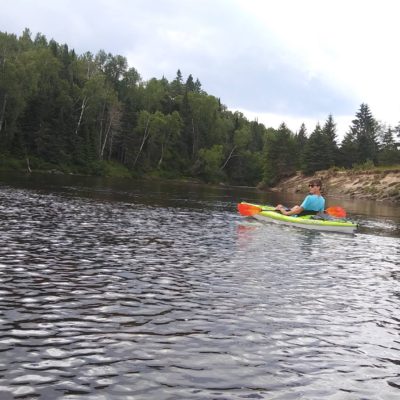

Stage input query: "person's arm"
[{"left": 275, "top": 204, "right": 304, "bottom": 216}]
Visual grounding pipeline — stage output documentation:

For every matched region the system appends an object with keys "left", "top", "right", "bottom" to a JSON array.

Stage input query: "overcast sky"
[{"left": 2, "top": 0, "right": 400, "bottom": 139}]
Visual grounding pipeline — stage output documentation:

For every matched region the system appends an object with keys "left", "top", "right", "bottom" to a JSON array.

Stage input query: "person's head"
[{"left": 308, "top": 179, "right": 322, "bottom": 193}]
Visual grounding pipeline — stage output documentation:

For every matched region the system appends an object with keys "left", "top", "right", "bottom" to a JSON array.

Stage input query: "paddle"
[
  {"left": 237, "top": 203, "right": 273, "bottom": 216},
  {"left": 237, "top": 203, "right": 346, "bottom": 218},
  {"left": 325, "top": 206, "right": 346, "bottom": 218}
]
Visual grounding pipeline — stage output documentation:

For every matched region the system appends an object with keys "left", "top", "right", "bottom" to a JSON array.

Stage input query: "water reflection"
[{"left": 0, "top": 174, "right": 399, "bottom": 399}]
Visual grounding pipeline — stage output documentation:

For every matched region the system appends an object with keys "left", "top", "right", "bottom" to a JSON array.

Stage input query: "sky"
[{"left": 1, "top": 0, "right": 400, "bottom": 140}]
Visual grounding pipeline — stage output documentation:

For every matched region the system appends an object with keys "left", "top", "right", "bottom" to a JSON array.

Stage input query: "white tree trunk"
[
  {"left": 101, "top": 106, "right": 120, "bottom": 160},
  {"left": 220, "top": 146, "right": 236, "bottom": 171},
  {"left": 98, "top": 103, "right": 106, "bottom": 158},
  {"left": 133, "top": 116, "right": 151, "bottom": 167},
  {"left": 100, "top": 117, "right": 112, "bottom": 160},
  {"left": 158, "top": 142, "right": 165, "bottom": 168},
  {"left": 75, "top": 96, "right": 87, "bottom": 135},
  {"left": 26, "top": 157, "right": 32, "bottom": 173}
]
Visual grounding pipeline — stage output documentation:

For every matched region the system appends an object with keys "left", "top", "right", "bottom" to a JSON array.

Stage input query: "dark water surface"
[{"left": 0, "top": 172, "right": 399, "bottom": 399}]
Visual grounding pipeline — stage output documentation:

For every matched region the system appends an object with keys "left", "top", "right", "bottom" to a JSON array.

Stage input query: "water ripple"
[{"left": 0, "top": 184, "right": 399, "bottom": 399}]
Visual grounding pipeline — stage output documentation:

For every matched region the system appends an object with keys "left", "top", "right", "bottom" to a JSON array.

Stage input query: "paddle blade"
[
  {"left": 325, "top": 206, "right": 346, "bottom": 218},
  {"left": 237, "top": 203, "right": 262, "bottom": 216}
]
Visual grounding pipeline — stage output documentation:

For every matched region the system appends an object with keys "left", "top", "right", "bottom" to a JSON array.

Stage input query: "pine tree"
[
  {"left": 194, "top": 78, "right": 202, "bottom": 93},
  {"left": 170, "top": 69, "right": 183, "bottom": 97},
  {"left": 296, "top": 123, "right": 308, "bottom": 147},
  {"left": 322, "top": 114, "right": 339, "bottom": 167},
  {"left": 185, "top": 74, "right": 195, "bottom": 92},
  {"left": 351, "top": 103, "right": 379, "bottom": 164},
  {"left": 295, "top": 123, "right": 308, "bottom": 169},
  {"left": 302, "top": 123, "right": 330, "bottom": 174},
  {"left": 394, "top": 122, "right": 400, "bottom": 144},
  {"left": 339, "top": 130, "right": 358, "bottom": 168},
  {"left": 263, "top": 123, "right": 296, "bottom": 185},
  {"left": 378, "top": 126, "right": 400, "bottom": 165}
]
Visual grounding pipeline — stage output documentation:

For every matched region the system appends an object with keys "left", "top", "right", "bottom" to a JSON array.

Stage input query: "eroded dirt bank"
[{"left": 270, "top": 169, "right": 400, "bottom": 203}]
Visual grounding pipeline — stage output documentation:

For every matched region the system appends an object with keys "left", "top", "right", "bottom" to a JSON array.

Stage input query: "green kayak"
[{"left": 238, "top": 202, "right": 358, "bottom": 234}]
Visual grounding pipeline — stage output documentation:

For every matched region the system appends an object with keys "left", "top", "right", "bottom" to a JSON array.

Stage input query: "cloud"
[
  {"left": 238, "top": 108, "right": 355, "bottom": 141},
  {"left": 1, "top": 0, "right": 399, "bottom": 140},
  {"left": 121, "top": 0, "right": 358, "bottom": 121},
  {"left": 236, "top": 0, "right": 400, "bottom": 124}
]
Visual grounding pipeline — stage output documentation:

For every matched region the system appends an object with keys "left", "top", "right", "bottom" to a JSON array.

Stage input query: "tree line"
[{"left": 1, "top": 29, "right": 399, "bottom": 186}]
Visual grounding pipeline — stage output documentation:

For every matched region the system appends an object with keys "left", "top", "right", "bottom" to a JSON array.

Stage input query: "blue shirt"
[{"left": 301, "top": 194, "right": 325, "bottom": 212}]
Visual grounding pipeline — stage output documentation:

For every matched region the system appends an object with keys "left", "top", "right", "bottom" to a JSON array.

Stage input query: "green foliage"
[
  {"left": 196, "top": 145, "right": 225, "bottom": 182},
  {"left": 294, "top": 123, "right": 308, "bottom": 169},
  {"left": 353, "top": 159, "right": 375, "bottom": 171},
  {"left": 104, "top": 161, "right": 132, "bottom": 178},
  {"left": 26, "top": 156, "right": 59, "bottom": 171},
  {"left": 262, "top": 123, "right": 297, "bottom": 186},
  {"left": 0, "top": 154, "right": 26, "bottom": 170},
  {"left": 339, "top": 103, "right": 379, "bottom": 166},
  {"left": 378, "top": 126, "right": 400, "bottom": 165},
  {"left": 302, "top": 123, "right": 332, "bottom": 174},
  {"left": 322, "top": 114, "right": 339, "bottom": 167},
  {"left": 1, "top": 29, "right": 399, "bottom": 187}
]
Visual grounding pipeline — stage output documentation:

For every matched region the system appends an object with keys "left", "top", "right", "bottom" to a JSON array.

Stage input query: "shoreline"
[{"left": 1, "top": 164, "right": 399, "bottom": 203}]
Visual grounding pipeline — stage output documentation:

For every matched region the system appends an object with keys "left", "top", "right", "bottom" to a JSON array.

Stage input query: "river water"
[{"left": 0, "top": 172, "right": 399, "bottom": 399}]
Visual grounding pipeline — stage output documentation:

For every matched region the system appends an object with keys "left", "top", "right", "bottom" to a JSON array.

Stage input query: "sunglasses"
[{"left": 308, "top": 184, "right": 319, "bottom": 187}]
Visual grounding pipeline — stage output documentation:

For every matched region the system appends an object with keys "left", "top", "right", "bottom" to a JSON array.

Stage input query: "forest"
[{"left": 1, "top": 29, "right": 399, "bottom": 186}]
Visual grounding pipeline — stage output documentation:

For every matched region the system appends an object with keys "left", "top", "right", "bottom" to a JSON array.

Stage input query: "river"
[{"left": 0, "top": 172, "right": 399, "bottom": 399}]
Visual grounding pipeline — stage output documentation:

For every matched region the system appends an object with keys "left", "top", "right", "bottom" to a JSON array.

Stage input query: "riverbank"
[
  {"left": 2, "top": 155, "right": 400, "bottom": 203},
  {"left": 269, "top": 168, "right": 400, "bottom": 203}
]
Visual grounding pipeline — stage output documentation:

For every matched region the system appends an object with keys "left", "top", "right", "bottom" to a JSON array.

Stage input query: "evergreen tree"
[
  {"left": 19, "top": 28, "right": 33, "bottom": 50},
  {"left": 339, "top": 130, "right": 358, "bottom": 168},
  {"left": 322, "top": 114, "right": 339, "bottom": 167},
  {"left": 296, "top": 123, "right": 308, "bottom": 147},
  {"left": 351, "top": 103, "right": 379, "bottom": 164},
  {"left": 248, "top": 120, "right": 265, "bottom": 153},
  {"left": 262, "top": 123, "right": 296, "bottom": 186},
  {"left": 194, "top": 78, "right": 202, "bottom": 93},
  {"left": 302, "top": 123, "right": 330, "bottom": 174},
  {"left": 170, "top": 69, "right": 183, "bottom": 97},
  {"left": 185, "top": 74, "right": 196, "bottom": 92},
  {"left": 394, "top": 122, "right": 400, "bottom": 144},
  {"left": 378, "top": 126, "right": 400, "bottom": 165},
  {"left": 295, "top": 123, "right": 308, "bottom": 169},
  {"left": 34, "top": 32, "right": 48, "bottom": 47}
]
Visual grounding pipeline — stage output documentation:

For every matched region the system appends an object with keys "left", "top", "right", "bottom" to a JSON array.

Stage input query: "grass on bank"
[
  {"left": 1, "top": 154, "right": 399, "bottom": 181},
  {"left": 326, "top": 162, "right": 400, "bottom": 174},
  {"left": 0, "top": 155, "right": 133, "bottom": 178}
]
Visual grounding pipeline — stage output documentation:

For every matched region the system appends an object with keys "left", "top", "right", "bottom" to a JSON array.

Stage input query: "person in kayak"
[{"left": 275, "top": 179, "right": 325, "bottom": 216}]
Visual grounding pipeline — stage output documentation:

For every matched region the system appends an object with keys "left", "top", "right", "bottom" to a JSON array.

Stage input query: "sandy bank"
[{"left": 270, "top": 169, "right": 400, "bottom": 203}]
